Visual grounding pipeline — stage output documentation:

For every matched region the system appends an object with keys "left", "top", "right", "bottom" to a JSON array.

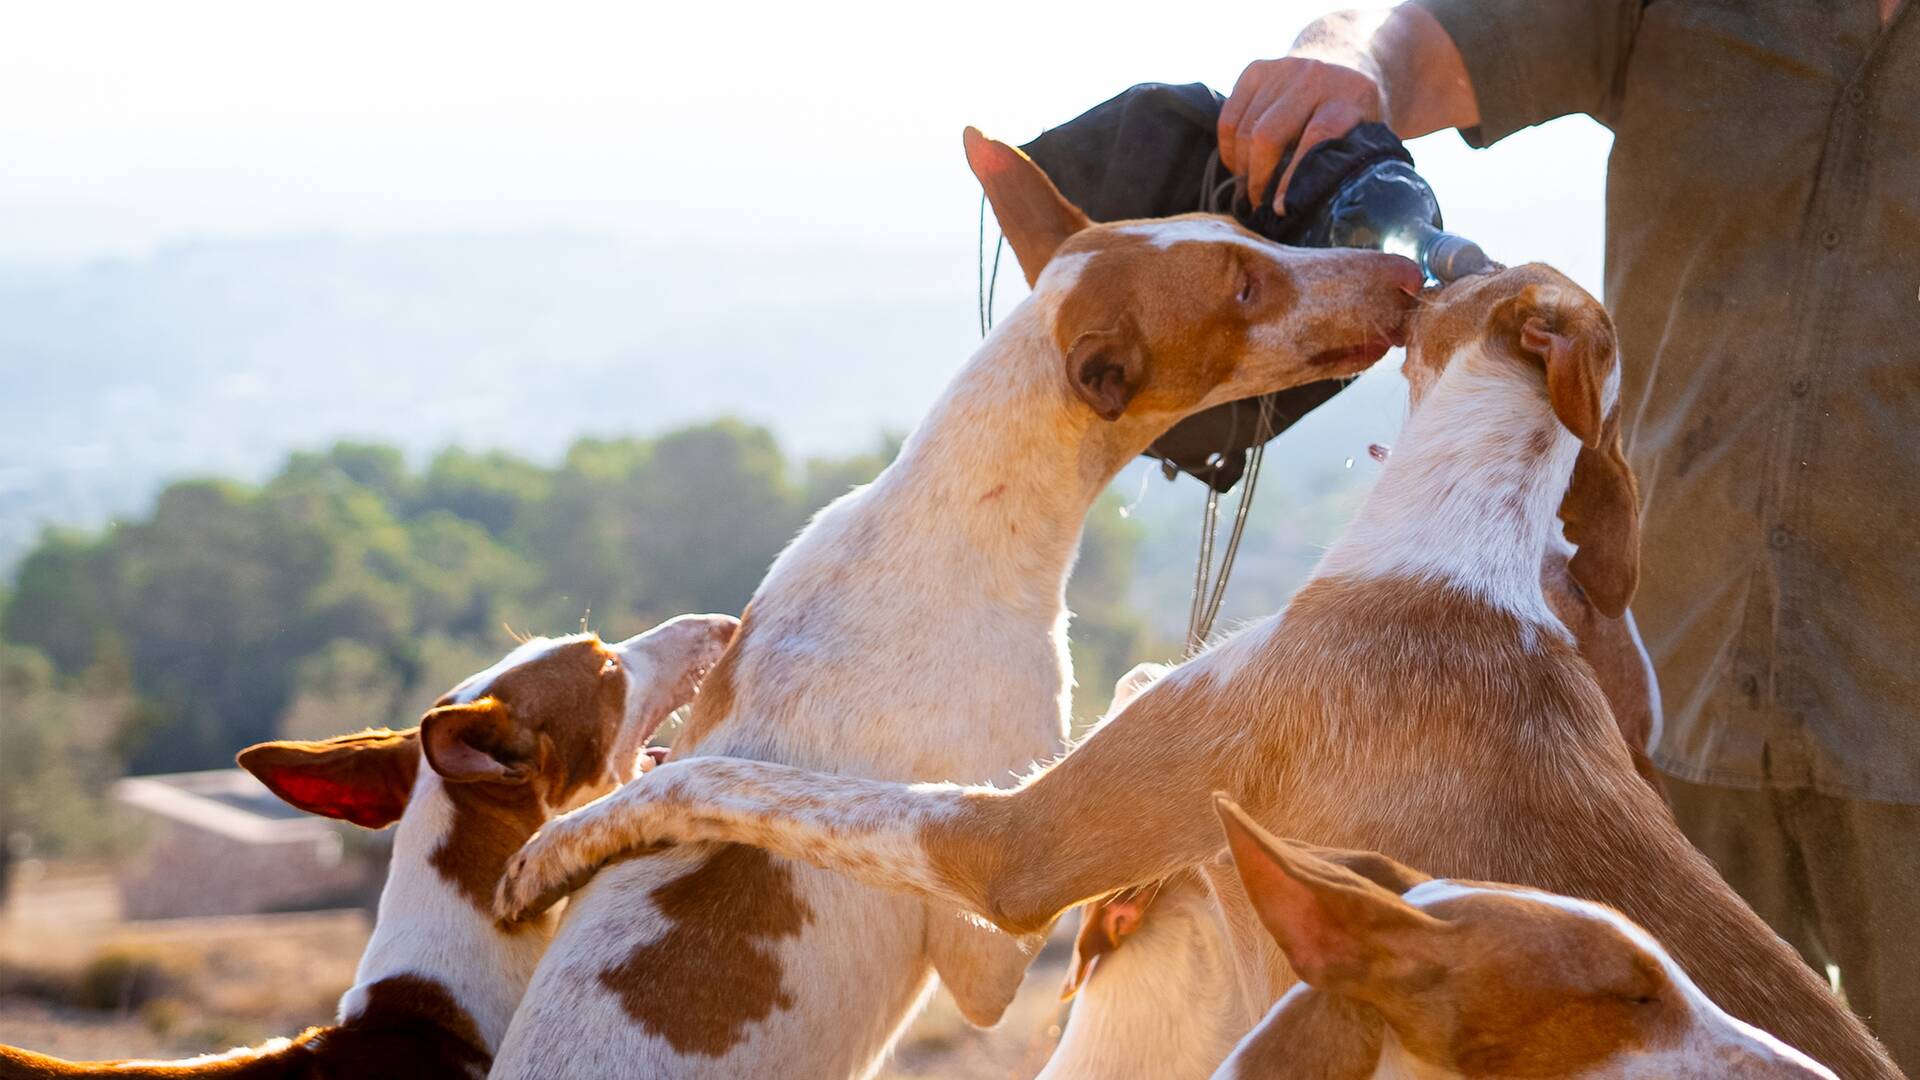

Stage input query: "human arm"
[{"left": 1223, "top": 0, "right": 1644, "bottom": 210}]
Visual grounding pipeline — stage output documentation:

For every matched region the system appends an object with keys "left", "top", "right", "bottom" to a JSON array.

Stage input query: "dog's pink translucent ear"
[
  {"left": 1214, "top": 795, "right": 1440, "bottom": 999},
  {"left": 421, "top": 699, "right": 532, "bottom": 784},
  {"left": 964, "top": 126, "right": 1092, "bottom": 288},
  {"left": 1062, "top": 882, "right": 1160, "bottom": 1000},
  {"left": 237, "top": 728, "right": 420, "bottom": 829}
]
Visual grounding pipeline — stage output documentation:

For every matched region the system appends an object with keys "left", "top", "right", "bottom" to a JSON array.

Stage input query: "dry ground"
[{"left": 0, "top": 862, "right": 1072, "bottom": 1078}]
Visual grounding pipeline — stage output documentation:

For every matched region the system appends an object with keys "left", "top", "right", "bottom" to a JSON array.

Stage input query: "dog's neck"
[
  {"left": 339, "top": 770, "right": 555, "bottom": 1052},
  {"left": 1314, "top": 348, "right": 1578, "bottom": 630},
  {"left": 856, "top": 290, "right": 1140, "bottom": 606}
]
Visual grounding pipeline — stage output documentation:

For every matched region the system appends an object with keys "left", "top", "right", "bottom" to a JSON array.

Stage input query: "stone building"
[{"left": 111, "top": 769, "right": 386, "bottom": 920}]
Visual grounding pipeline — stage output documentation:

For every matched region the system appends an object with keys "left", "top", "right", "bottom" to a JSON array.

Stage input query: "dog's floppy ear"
[
  {"left": 1494, "top": 284, "right": 1617, "bottom": 449},
  {"left": 964, "top": 126, "right": 1092, "bottom": 288},
  {"left": 1060, "top": 320, "right": 1148, "bottom": 421},
  {"left": 1560, "top": 410, "right": 1641, "bottom": 618},
  {"left": 237, "top": 728, "right": 420, "bottom": 828},
  {"left": 420, "top": 699, "right": 534, "bottom": 784},
  {"left": 1214, "top": 795, "right": 1441, "bottom": 1000}
]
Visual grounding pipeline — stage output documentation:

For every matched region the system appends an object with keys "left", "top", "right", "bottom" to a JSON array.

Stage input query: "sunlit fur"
[
  {"left": 1215, "top": 878, "right": 1836, "bottom": 1079},
  {"left": 349, "top": 621, "right": 731, "bottom": 1053},
  {"left": 482, "top": 264, "right": 1895, "bottom": 1078},
  {"left": 491, "top": 197, "right": 1421, "bottom": 1078},
  {"left": 1043, "top": 870, "right": 1249, "bottom": 1080}
]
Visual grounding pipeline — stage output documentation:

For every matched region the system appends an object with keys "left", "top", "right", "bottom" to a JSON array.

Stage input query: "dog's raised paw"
[{"left": 494, "top": 841, "right": 590, "bottom": 925}]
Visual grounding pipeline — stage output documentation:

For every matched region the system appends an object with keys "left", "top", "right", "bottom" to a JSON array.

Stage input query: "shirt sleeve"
[{"left": 1412, "top": 0, "right": 1643, "bottom": 146}]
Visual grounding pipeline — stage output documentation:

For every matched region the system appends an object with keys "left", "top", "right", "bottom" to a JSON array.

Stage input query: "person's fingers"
[
  {"left": 1219, "top": 60, "right": 1281, "bottom": 175},
  {"left": 1222, "top": 76, "right": 1286, "bottom": 178},
  {"left": 1218, "top": 72, "right": 1257, "bottom": 170},
  {"left": 1272, "top": 101, "right": 1366, "bottom": 212},
  {"left": 1244, "top": 90, "right": 1318, "bottom": 206}
]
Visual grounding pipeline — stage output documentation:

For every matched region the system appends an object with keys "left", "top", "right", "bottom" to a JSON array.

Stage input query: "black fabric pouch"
[{"left": 1019, "top": 82, "right": 1414, "bottom": 491}]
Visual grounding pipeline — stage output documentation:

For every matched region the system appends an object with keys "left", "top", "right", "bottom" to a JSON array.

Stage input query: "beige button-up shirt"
[{"left": 1418, "top": 0, "right": 1920, "bottom": 801}]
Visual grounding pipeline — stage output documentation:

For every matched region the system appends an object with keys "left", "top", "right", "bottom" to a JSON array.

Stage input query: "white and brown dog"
[
  {"left": 1210, "top": 797, "right": 1834, "bottom": 1078},
  {"left": 493, "top": 265, "right": 1894, "bottom": 1077},
  {"left": 0, "top": 615, "right": 733, "bottom": 1080},
  {"left": 484, "top": 129, "right": 1421, "bottom": 1079},
  {"left": 1050, "top": 572, "right": 1667, "bottom": 1080}
]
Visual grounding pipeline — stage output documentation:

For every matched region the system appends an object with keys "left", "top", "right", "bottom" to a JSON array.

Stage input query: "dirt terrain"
[{"left": 0, "top": 863, "right": 1073, "bottom": 1078}]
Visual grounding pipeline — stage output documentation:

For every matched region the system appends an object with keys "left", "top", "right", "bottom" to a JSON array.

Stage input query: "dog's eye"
[
  {"left": 602, "top": 656, "right": 620, "bottom": 673},
  {"left": 1236, "top": 274, "right": 1257, "bottom": 305}
]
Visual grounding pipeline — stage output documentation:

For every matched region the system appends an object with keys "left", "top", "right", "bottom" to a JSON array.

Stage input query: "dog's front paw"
[{"left": 494, "top": 826, "right": 600, "bottom": 925}]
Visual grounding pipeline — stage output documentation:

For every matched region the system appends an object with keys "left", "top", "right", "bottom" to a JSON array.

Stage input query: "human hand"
[{"left": 1218, "top": 54, "right": 1386, "bottom": 213}]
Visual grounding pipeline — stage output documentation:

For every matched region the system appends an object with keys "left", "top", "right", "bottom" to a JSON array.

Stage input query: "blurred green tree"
[{"left": 0, "top": 421, "right": 1163, "bottom": 805}]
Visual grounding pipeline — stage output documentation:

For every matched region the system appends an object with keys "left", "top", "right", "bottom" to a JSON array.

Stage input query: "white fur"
[
  {"left": 338, "top": 626, "right": 707, "bottom": 1063},
  {"left": 341, "top": 768, "right": 558, "bottom": 1052},
  {"left": 1122, "top": 218, "right": 1275, "bottom": 257},
  {"left": 1313, "top": 343, "right": 1581, "bottom": 634},
  {"left": 1042, "top": 874, "right": 1251, "bottom": 1080},
  {"left": 492, "top": 223, "right": 1426, "bottom": 1078},
  {"left": 492, "top": 283, "right": 1101, "bottom": 1078}
]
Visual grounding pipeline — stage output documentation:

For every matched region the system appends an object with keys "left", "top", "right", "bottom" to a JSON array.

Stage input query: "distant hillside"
[
  {"left": 0, "top": 230, "right": 1421, "bottom": 641},
  {"left": 0, "top": 233, "right": 988, "bottom": 569}
]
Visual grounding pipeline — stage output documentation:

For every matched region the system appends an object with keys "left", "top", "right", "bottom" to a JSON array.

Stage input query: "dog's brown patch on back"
[{"left": 597, "top": 844, "right": 814, "bottom": 1056}]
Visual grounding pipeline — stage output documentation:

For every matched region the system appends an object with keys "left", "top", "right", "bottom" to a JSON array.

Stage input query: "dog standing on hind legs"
[
  {"left": 496, "top": 264, "right": 1896, "bottom": 1077},
  {"left": 1047, "top": 552, "right": 1671, "bottom": 1080},
  {"left": 485, "top": 128, "right": 1421, "bottom": 1080}
]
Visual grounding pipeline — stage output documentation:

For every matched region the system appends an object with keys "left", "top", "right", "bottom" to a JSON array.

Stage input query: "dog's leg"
[{"left": 496, "top": 673, "right": 1260, "bottom": 934}]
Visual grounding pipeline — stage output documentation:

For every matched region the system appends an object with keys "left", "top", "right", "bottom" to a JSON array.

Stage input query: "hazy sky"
[{"left": 0, "top": 0, "right": 1611, "bottom": 279}]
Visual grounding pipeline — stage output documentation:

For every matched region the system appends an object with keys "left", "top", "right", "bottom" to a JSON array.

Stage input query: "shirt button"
[
  {"left": 1740, "top": 674, "right": 1760, "bottom": 697},
  {"left": 1821, "top": 228, "right": 1842, "bottom": 248},
  {"left": 1847, "top": 86, "right": 1867, "bottom": 105},
  {"left": 1770, "top": 527, "right": 1792, "bottom": 550},
  {"left": 1790, "top": 375, "right": 1811, "bottom": 397}
]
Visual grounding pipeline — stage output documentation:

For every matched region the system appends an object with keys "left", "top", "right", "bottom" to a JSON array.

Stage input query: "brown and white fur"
[
  {"left": 484, "top": 129, "right": 1421, "bottom": 1080},
  {"left": 0, "top": 615, "right": 733, "bottom": 1080},
  {"left": 493, "top": 264, "right": 1895, "bottom": 1077},
  {"left": 1053, "top": 556, "right": 1670, "bottom": 1080},
  {"left": 1042, "top": 664, "right": 1251, "bottom": 1080},
  {"left": 1210, "top": 796, "right": 1834, "bottom": 1078}
]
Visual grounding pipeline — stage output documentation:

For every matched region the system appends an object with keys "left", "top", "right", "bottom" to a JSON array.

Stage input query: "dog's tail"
[{"left": 0, "top": 1032, "right": 320, "bottom": 1079}]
